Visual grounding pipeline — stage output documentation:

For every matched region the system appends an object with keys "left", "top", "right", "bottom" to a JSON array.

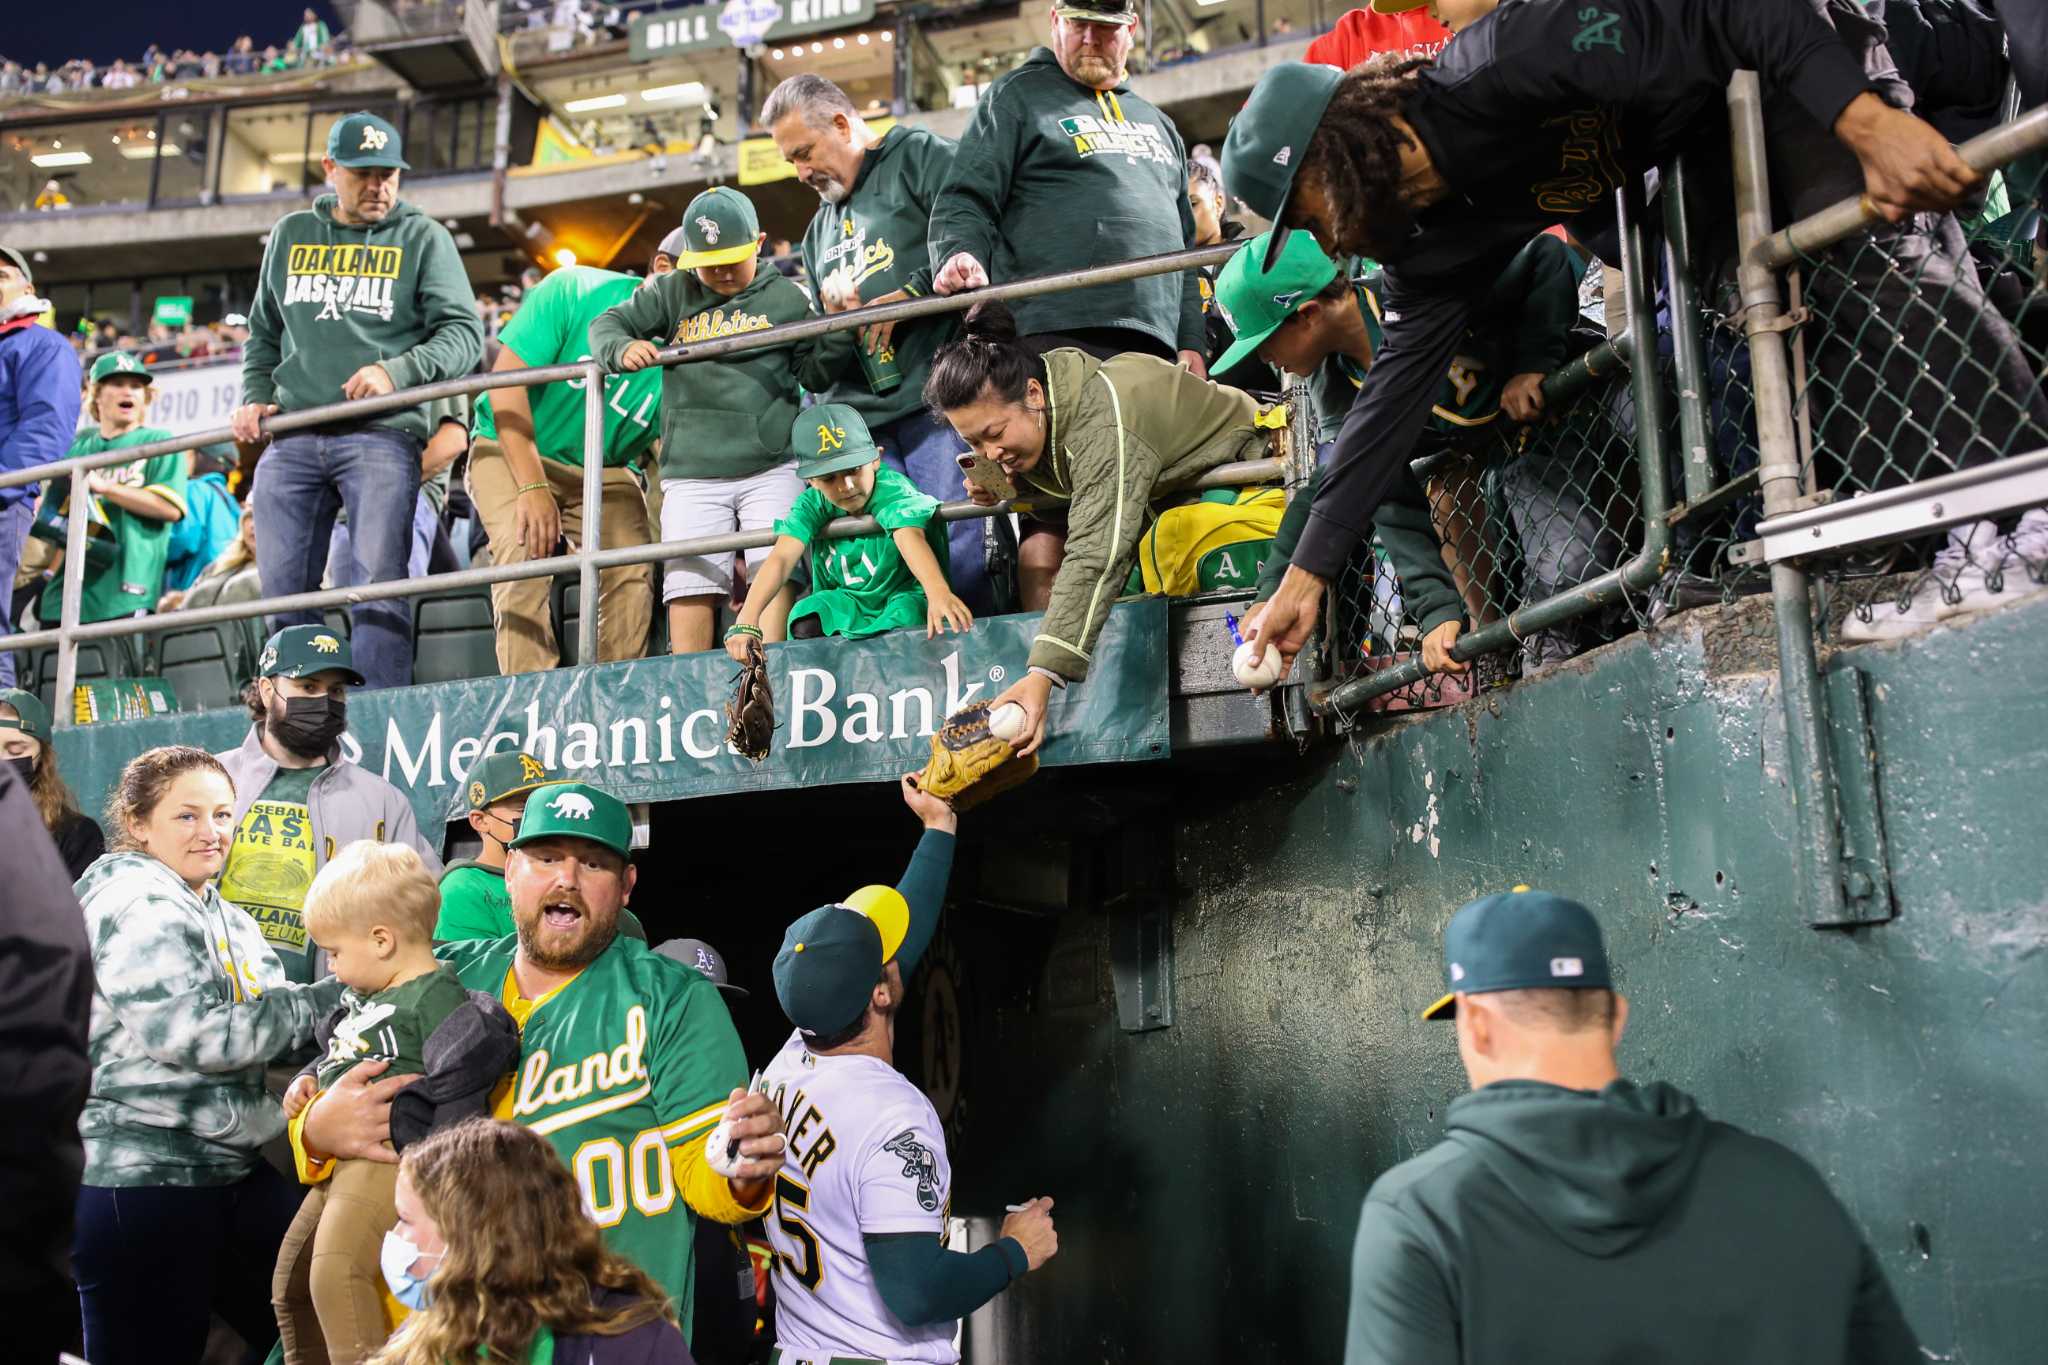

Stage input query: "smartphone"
[{"left": 956, "top": 451, "right": 1017, "bottom": 502}]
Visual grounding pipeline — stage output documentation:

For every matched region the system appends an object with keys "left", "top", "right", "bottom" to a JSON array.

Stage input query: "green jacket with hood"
[
  {"left": 1344, "top": 1079, "right": 1921, "bottom": 1364},
  {"left": 587, "top": 265, "right": 854, "bottom": 481},
  {"left": 798, "top": 124, "right": 960, "bottom": 428},
  {"left": 928, "top": 48, "right": 1205, "bottom": 357},
  {"left": 241, "top": 196, "right": 484, "bottom": 444},
  {"left": 1024, "top": 349, "right": 1271, "bottom": 680}
]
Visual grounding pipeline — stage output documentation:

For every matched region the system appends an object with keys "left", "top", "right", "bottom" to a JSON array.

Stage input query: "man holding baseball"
[
  {"left": 290, "top": 781, "right": 789, "bottom": 1337},
  {"left": 761, "top": 775, "right": 1057, "bottom": 1362}
]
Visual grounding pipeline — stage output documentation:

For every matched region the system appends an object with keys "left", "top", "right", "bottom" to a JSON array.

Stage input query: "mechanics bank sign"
[{"left": 53, "top": 600, "right": 1169, "bottom": 833}]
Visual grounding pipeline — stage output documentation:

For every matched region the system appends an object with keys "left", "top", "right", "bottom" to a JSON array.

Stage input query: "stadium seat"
[
  {"left": 29, "top": 638, "right": 140, "bottom": 712},
  {"left": 411, "top": 584, "right": 500, "bottom": 684},
  {"left": 147, "top": 624, "right": 243, "bottom": 712}
]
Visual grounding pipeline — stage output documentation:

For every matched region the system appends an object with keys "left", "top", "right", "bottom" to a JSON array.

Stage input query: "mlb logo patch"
[
  {"left": 1449, "top": 962, "right": 1465, "bottom": 981},
  {"left": 1549, "top": 957, "right": 1584, "bottom": 978}
]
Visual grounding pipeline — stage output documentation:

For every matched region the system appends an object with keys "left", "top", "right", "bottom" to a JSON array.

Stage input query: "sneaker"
[
  {"left": 1840, "top": 520, "right": 2006, "bottom": 642},
  {"left": 1994, "top": 507, "right": 2048, "bottom": 592}
]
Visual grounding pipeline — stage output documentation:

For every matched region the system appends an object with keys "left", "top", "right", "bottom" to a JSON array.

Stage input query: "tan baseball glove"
[{"left": 912, "top": 701, "right": 1038, "bottom": 810}]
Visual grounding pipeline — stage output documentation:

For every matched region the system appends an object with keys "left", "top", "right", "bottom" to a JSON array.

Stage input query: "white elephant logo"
[{"left": 549, "top": 791, "right": 596, "bottom": 820}]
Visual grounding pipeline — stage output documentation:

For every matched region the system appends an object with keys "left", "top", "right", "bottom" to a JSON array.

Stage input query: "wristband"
[
  {"left": 516, "top": 481, "right": 549, "bottom": 495},
  {"left": 725, "top": 624, "right": 764, "bottom": 641}
]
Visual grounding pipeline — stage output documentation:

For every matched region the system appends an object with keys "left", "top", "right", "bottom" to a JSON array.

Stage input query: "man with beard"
[
  {"left": 763, "top": 73, "right": 1007, "bottom": 617},
  {"left": 217, "top": 624, "right": 442, "bottom": 984},
  {"left": 291, "top": 781, "right": 791, "bottom": 1338},
  {"left": 1223, "top": 0, "right": 1984, "bottom": 681}
]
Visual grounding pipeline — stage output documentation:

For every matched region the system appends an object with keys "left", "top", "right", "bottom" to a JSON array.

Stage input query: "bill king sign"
[
  {"left": 630, "top": 0, "right": 875, "bottom": 59},
  {"left": 51, "top": 599, "right": 1169, "bottom": 837}
]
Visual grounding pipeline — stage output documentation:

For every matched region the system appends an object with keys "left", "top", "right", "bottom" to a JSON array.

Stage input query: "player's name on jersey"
[
  {"left": 771, "top": 1077, "right": 841, "bottom": 1180},
  {"left": 512, "top": 1003, "right": 652, "bottom": 1128}
]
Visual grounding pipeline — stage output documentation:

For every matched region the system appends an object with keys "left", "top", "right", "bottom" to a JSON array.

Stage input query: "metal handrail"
[{"left": 4, "top": 239, "right": 1243, "bottom": 721}]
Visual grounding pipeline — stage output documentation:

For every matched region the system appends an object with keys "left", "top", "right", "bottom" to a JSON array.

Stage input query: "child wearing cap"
[
  {"left": 32, "top": 352, "right": 188, "bottom": 626},
  {"left": 724, "top": 403, "right": 969, "bottom": 657},
  {"left": 273, "top": 841, "right": 518, "bottom": 1365},
  {"left": 589, "top": 186, "right": 856, "bottom": 656}
]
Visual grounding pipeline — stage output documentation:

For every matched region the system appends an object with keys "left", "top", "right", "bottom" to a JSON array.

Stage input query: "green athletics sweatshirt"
[
  {"left": 1344, "top": 1079, "right": 1921, "bottom": 1365},
  {"left": 587, "top": 265, "right": 854, "bottom": 481},
  {"left": 799, "top": 125, "right": 959, "bottom": 427},
  {"left": 927, "top": 48, "right": 1205, "bottom": 356},
  {"left": 241, "top": 196, "right": 484, "bottom": 444}
]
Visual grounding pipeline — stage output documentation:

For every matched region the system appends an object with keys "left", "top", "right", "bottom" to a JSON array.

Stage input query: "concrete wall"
[{"left": 933, "top": 591, "right": 2048, "bottom": 1362}]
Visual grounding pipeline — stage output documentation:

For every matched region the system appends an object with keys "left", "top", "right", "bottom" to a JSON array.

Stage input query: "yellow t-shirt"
[{"left": 219, "top": 764, "right": 321, "bottom": 982}]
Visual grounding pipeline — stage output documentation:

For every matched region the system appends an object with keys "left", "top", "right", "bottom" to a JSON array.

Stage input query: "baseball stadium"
[{"left": 1, "top": 0, "right": 2044, "bottom": 1361}]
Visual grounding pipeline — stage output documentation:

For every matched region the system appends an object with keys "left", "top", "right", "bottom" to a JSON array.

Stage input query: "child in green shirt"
[
  {"left": 725, "top": 403, "right": 971, "bottom": 656},
  {"left": 274, "top": 841, "right": 516, "bottom": 1365}
]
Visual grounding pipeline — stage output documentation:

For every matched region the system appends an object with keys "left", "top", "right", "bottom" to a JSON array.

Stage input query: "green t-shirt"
[
  {"left": 314, "top": 964, "right": 470, "bottom": 1090},
  {"left": 219, "top": 764, "right": 323, "bottom": 983},
  {"left": 775, "top": 465, "right": 948, "bottom": 640},
  {"left": 39, "top": 427, "right": 189, "bottom": 625},
  {"left": 434, "top": 860, "right": 648, "bottom": 943},
  {"left": 472, "top": 266, "right": 662, "bottom": 469}
]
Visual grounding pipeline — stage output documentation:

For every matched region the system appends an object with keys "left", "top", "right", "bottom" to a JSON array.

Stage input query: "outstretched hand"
[{"left": 1834, "top": 93, "right": 1980, "bottom": 221}]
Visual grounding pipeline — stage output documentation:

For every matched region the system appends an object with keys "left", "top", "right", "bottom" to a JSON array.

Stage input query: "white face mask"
[{"left": 380, "top": 1227, "right": 442, "bottom": 1310}]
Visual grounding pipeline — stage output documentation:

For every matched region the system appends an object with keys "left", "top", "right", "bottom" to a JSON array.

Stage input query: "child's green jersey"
[
  {"left": 776, "top": 465, "right": 949, "bottom": 639},
  {"left": 39, "top": 427, "right": 188, "bottom": 624}
]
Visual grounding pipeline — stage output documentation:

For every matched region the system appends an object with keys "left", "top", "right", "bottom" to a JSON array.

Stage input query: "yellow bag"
[{"left": 1130, "top": 487, "right": 1287, "bottom": 597}]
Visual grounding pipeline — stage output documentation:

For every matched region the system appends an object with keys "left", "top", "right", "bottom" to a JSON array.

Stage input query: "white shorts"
[{"left": 660, "top": 463, "right": 804, "bottom": 602}]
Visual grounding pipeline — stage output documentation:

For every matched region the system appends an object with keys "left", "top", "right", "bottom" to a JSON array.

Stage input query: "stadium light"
[
  {"left": 121, "top": 144, "right": 179, "bottom": 159},
  {"left": 641, "top": 82, "right": 707, "bottom": 104},
  {"left": 31, "top": 151, "right": 93, "bottom": 167},
  {"left": 565, "top": 93, "right": 629, "bottom": 113},
  {"left": 554, "top": 247, "right": 578, "bottom": 268}
]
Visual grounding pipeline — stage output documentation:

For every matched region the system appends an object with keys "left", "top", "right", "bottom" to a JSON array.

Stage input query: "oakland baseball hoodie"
[
  {"left": 241, "top": 195, "right": 484, "bottom": 443},
  {"left": 1344, "top": 1079, "right": 1921, "bottom": 1364}
]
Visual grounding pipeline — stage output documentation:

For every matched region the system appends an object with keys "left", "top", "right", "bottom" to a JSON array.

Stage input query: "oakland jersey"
[
  {"left": 437, "top": 933, "right": 751, "bottom": 1332},
  {"left": 761, "top": 1029, "right": 958, "bottom": 1364}
]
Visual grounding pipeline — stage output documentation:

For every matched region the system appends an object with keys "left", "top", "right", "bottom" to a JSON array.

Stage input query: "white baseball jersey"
[{"left": 761, "top": 1029, "right": 958, "bottom": 1364}]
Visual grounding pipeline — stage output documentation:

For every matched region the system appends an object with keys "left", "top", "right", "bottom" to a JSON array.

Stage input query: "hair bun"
[{"left": 960, "top": 299, "right": 1019, "bottom": 344}]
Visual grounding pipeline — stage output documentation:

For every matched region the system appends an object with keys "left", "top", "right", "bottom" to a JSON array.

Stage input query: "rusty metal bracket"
[
  {"left": 1110, "top": 900, "right": 1175, "bottom": 1033},
  {"left": 1811, "top": 665, "right": 1896, "bottom": 927}
]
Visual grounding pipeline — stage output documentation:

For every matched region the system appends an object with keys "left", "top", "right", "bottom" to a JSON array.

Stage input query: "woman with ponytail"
[{"left": 924, "top": 301, "right": 1280, "bottom": 755}]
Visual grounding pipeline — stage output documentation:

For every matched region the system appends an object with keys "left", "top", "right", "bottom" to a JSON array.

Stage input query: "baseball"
[
  {"left": 1234, "top": 640, "right": 1286, "bottom": 690},
  {"left": 989, "top": 702, "right": 1029, "bottom": 743}
]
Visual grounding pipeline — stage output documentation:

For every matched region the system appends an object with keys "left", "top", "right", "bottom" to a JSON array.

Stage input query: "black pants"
[
  {"left": 74, "top": 1164, "right": 302, "bottom": 1365},
  {"left": 1022, "top": 326, "right": 1172, "bottom": 363}
]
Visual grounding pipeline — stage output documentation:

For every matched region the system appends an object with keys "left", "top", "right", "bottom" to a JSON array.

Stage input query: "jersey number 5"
[{"left": 774, "top": 1172, "right": 824, "bottom": 1293}]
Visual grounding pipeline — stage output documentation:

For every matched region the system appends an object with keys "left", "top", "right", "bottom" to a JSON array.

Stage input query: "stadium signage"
[
  {"left": 51, "top": 599, "right": 1169, "bottom": 833},
  {"left": 630, "top": 0, "right": 876, "bottom": 59}
]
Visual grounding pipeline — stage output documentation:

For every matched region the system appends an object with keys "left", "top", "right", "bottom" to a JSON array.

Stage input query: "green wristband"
[{"left": 725, "top": 624, "right": 763, "bottom": 641}]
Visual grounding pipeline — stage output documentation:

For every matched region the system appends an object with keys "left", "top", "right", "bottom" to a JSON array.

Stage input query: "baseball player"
[
  {"left": 760, "top": 776, "right": 1057, "bottom": 1364},
  {"left": 291, "top": 781, "right": 789, "bottom": 1339}
]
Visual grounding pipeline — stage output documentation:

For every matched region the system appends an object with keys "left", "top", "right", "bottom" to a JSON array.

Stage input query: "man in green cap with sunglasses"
[
  {"left": 1222, "top": 1, "right": 1985, "bottom": 687},
  {"left": 725, "top": 402, "right": 970, "bottom": 658},
  {"left": 1343, "top": 885, "right": 1920, "bottom": 1363}
]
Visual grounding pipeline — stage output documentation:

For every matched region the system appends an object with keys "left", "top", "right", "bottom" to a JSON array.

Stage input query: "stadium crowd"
[
  {"left": 0, "top": 1, "right": 2043, "bottom": 1357},
  {"left": 0, "top": 12, "right": 349, "bottom": 100}
]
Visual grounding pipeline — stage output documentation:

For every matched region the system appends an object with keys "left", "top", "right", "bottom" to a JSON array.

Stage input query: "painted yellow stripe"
[
  {"left": 661, "top": 1098, "right": 729, "bottom": 1140},
  {"left": 526, "top": 1080, "right": 652, "bottom": 1136}
]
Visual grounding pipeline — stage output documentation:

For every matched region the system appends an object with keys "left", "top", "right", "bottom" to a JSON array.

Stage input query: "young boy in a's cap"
[
  {"left": 589, "top": 186, "right": 856, "bottom": 656},
  {"left": 724, "top": 403, "right": 970, "bottom": 659}
]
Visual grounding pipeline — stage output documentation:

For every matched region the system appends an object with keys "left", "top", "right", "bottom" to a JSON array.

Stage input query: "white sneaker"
[
  {"left": 1840, "top": 520, "right": 2003, "bottom": 642},
  {"left": 1992, "top": 507, "right": 2048, "bottom": 597}
]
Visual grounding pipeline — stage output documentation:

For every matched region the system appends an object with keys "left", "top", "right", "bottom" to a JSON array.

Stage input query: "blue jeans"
[
  {"left": 74, "top": 1165, "right": 302, "bottom": 1365},
  {"left": 253, "top": 427, "right": 423, "bottom": 689},
  {"left": 873, "top": 407, "right": 1013, "bottom": 616},
  {"left": 328, "top": 490, "right": 439, "bottom": 587},
  {"left": 0, "top": 497, "right": 30, "bottom": 688}
]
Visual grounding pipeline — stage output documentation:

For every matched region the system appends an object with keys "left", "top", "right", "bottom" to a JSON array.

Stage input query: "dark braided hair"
[
  {"left": 1301, "top": 56, "right": 1431, "bottom": 260},
  {"left": 922, "top": 300, "right": 1047, "bottom": 416}
]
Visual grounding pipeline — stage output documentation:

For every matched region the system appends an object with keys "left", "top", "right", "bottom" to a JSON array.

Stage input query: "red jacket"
[{"left": 1303, "top": 6, "right": 1452, "bottom": 68}]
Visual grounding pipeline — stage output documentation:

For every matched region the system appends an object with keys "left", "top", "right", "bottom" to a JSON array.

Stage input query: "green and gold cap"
[
  {"left": 774, "top": 904, "right": 885, "bottom": 1037},
  {"left": 1211, "top": 230, "right": 1341, "bottom": 375},
  {"left": 794, "top": 402, "right": 880, "bottom": 478},
  {"left": 1222, "top": 62, "right": 1344, "bottom": 269},
  {"left": 675, "top": 187, "right": 761, "bottom": 268},
  {"left": 0, "top": 687, "right": 53, "bottom": 743},
  {"left": 89, "top": 351, "right": 152, "bottom": 385},
  {"left": 1423, "top": 886, "right": 1614, "bottom": 1020},
  {"left": 257, "top": 624, "right": 366, "bottom": 686},
  {"left": 465, "top": 750, "right": 569, "bottom": 812},
  {"left": 326, "top": 111, "right": 409, "bottom": 170},
  {"left": 1052, "top": 0, "right": 1138, "bottom": 25},
  {"left": 508, "top": 781, "right": 632, "bottom": 861}
]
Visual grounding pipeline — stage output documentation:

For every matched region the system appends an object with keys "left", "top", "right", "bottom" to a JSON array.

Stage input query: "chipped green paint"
[{"left": 941, "top": 594, "right": 2048, "bottom": 1362}]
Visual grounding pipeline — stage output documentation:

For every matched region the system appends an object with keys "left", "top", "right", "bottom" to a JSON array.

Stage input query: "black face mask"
[
  {"left": 4, "top": 755, "right": 33, "bottom": 785},
  {"left": 269, "top": 693, "right": 347, "bottom": 757}
]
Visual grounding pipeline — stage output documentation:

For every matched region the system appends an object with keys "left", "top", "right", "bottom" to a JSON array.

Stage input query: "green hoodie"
[
  {"left": 241, "top": 195, "right": 484, "bottom": 443},
  {"left": 1345, "top": 1079, "right": 1920, "bottom": 1364},
  {"left": 928, "top": 48, "right": 1205, "bottom": 356},
  {"left": 798, "top": 124, "right": 960, "bottom": 427},
  {"left": 587, "top": 265, "right": 854, "bottom": 480}
]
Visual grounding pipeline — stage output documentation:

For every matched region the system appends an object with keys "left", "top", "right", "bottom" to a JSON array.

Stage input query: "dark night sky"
[{"left": 4, "top": 1, "right": 345, "bottom": 69}]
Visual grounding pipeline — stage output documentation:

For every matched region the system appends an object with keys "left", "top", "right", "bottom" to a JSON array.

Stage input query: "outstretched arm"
[{"left": 893, "top": 775, "right": 958, "bottom": 976}]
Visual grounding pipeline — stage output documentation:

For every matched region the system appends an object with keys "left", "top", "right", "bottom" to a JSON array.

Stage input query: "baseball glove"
[
  {"left": 725, "top": 647, "right": 774, "bottom": 763},
  {"left": 914, "top": 701, "right": 1037, "bottom": 810}
]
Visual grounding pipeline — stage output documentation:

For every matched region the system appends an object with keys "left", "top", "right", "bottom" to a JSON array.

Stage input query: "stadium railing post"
[
  {"left": 1726, "top": 70, "right": 1848, "bottom": 926},
  {"left": 579, "top": 360, "right": 604, "bottom": 665},
  {"left": 53, "top": 449, "right": 91, "bottom": 714},
  {"left": 1660, "top": 155, "right": 1717, "bottom": 510}
]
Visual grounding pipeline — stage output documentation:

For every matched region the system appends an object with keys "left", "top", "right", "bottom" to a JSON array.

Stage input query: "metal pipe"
[
  {"left": 55, "top": 454, "right": 90, "bottom": 708},
  {"left": 7, "top": 460, "right": 1287, "bottom": 654},
  {"left": 1542, "top": 332, "right": 1632, "bottom": 407},
  {"left": 577, "top": 361, "right": 603, "bottom": 664},
  {"left": 1755, "top": 104, "right": 2048, "bottom": 267},
  {"left": 1729, "top": 70, "right": 1848, "bottom": 926},
  {"left": 1660, "top": 157, "right": 1716, "bottom": 507}
]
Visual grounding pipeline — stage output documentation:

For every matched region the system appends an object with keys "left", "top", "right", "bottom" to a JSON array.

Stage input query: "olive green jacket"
[{"left": 1022, "top": 349, "right": 1271, "bottom": 679}]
